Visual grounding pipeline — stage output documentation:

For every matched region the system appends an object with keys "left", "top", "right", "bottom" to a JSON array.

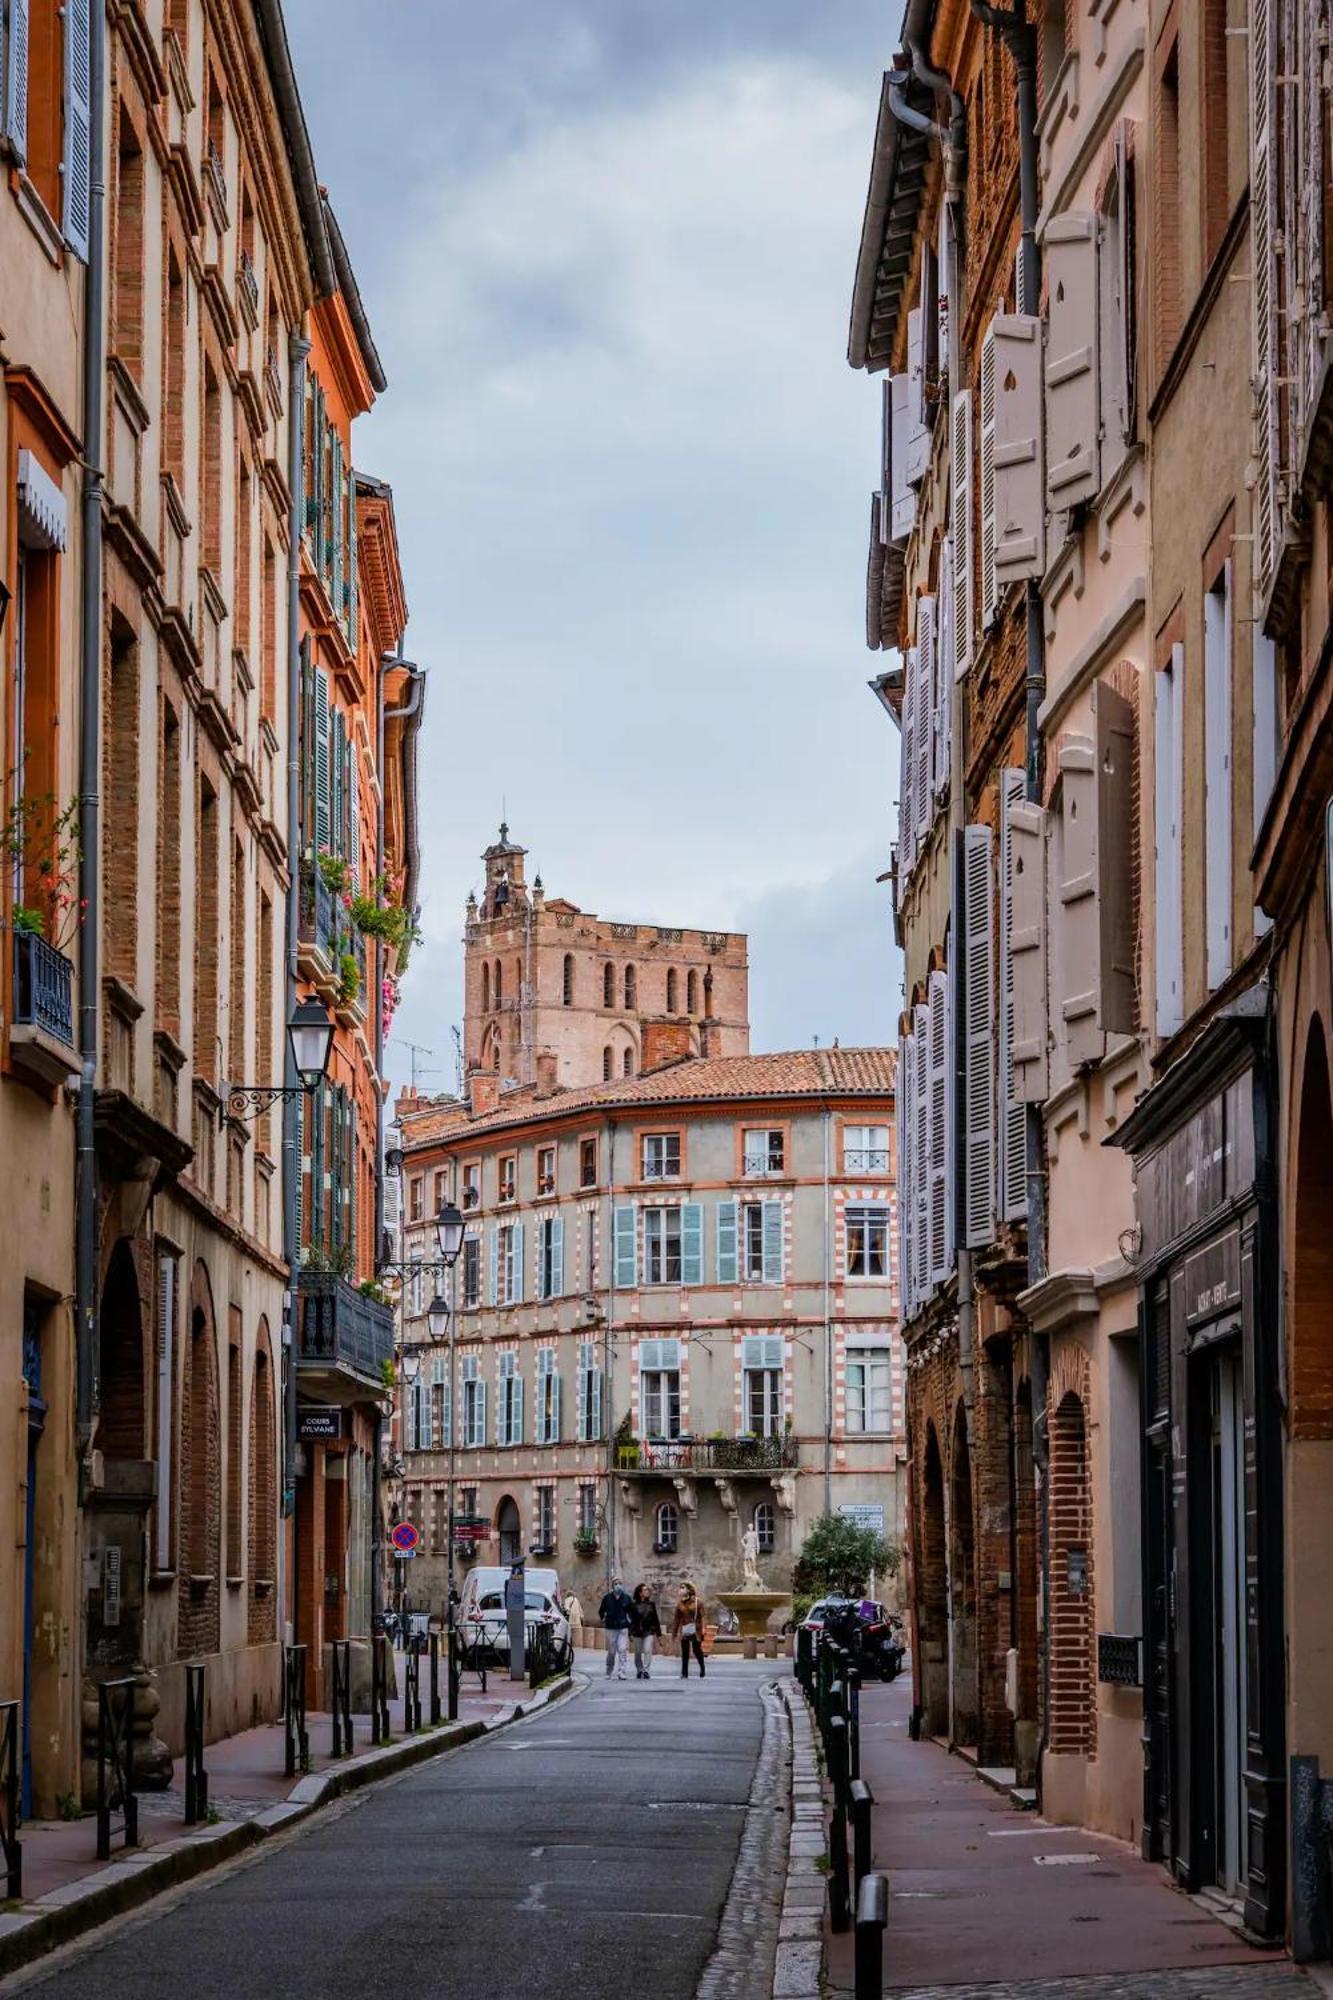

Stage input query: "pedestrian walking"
[
  {"left": 631, "top": 1584, "right": 662, "bottom": 1679},
  {"left": 673, "top": 1582, "right": 707, "bottom": 1679},
  {"left": 599, "top": 1575, "right": 634, "bottom": 1680}
]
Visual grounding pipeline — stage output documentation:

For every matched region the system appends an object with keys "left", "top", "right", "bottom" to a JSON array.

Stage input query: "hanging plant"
[
  {"left": 3, "top": 790, "right": 84, "bottom": 951},
  {"left": 350, "top": 890, "right": 419, "bottom": 957},
  {"left": 337, "top": 950, "right": 361, "bottom": 1006},
  {"left": 317, "top": 849, "right": 353, "bottom": 895}
]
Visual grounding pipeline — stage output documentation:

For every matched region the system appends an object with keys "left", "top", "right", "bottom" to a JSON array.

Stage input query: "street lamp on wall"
[
  {"left": 427, "top": 1293, "right": 450, "bottom": 1342},
  {"left": 222, "top": 996, "right": 335, "bottom": 1123},
  {"left": 435, "top": 1202, "right": 465, "bottom": 1268}
]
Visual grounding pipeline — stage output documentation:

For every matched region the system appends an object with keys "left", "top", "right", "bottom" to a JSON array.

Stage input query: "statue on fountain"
[{"left": 740, "top": 1524, "right": 763, "bottom": 1591}]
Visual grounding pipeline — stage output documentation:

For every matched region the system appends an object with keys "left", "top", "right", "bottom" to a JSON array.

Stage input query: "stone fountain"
[{"left": 717, "top": 1527, "right": 790, "bottom": 1660}]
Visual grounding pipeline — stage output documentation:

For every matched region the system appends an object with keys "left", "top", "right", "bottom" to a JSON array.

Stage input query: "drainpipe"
[
  {"left": 75, "top": 0, "right": 108, "bottom": 1448},
  {"left": 603, "top": 1116, "right": 616, "bottom": 1585},
  {"left": 822, "top": 1103, "right": 833, "bottom": 1515},
  {"left": 281, "top": 333, "right": 310, "bottom": 1659}
]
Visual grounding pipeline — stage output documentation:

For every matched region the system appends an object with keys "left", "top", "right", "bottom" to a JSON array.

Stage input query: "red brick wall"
[
  {"left": 1048, "top": 1390, "right": 1096, "bottom": 1757},
  {"left": 178, "top": 1270, "right": 221, "bottom": 1660}
]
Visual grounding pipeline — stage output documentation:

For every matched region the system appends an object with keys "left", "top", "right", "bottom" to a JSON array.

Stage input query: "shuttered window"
[
  {"left": 1045, "top": 214, "right": 1100, "bottom": 511},
  {"left": 979, "top": 325, "right": 997, "bottom": 627},
  {"left": 1253, "top": 627, "right": 1279, "bottom": 853},
  {"left": 890, "top": 373, "right": 917, "bottom": 543},
  {"left": 912, "top": 999, "right": 930, "bottom": 1300},
  {"left": 999, "top": 771, "right": 1028, "bottom": 1222},
  {"left": 1204, "top": 562, "right": 1233, "bottom": 991},
  {"left": 906, "top": 306, "right": 930, "bottom": 485},
  {"left": 962, "top": 824, "right": 995, "bottom": 1248},
  {"left": 1056, "top": 737, "right": 1099, "bottom": 1067},
  {"left": 992, "top": 315, "right": 1045, "bottom": 587},
  {"left": 1252, "top": 0, "right": 1280, "bottom": 593},
  {"left": 1093, "top": 678, "right": 1138, "bottom": 1036},
  {"left": 3, "top": 0, "right": 29, "bottom": 163},
  {"left": 1010, "top": 798, "right": 1049, "bottom": 1103},
  {"left": 927, "top": 968, "right": 953, "bottom": 1285},
  {"left": 935, "top": 552, "right": 953, "bottom": 795},
  {"left": 1155, "top": 647, "right": 1185, "bottom": 1035},
  {"left": 900, "top": 643, "right": 918, "bottom": 882},
  {"left": 62, "top": 0, "right": 91, "bottom": 258},
  {"left": 716, "top": 1198, "right": 739, "bottom": 1285},
  {"left": 951, "top": 391, "right": 974, "bottom": 671},
  {"left": 613, "top": 1204, "right": 637, "bottom": 1288},
  {"left": 577, "top": 1343, "right": 603, "bottom": 1442},
  {"left": 915, "top": 600, "right": 935, "bottom": 845},
  {"left": 898, "top": 1031, "right": 917, "bottom": 1315}
]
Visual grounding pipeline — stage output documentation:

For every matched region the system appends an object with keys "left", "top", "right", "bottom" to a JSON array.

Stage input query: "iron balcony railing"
[
  {"left": 13, "top": 931, "right": 75, "bottom": 1047},
  {"left": 237, "top": 249, "right": 259, "bottom": 319},
  {"left": 295, "top": 1269, "right": 394, "bottom": 1384},
  {"left": 616, "top": 1433, "right": 799, "bottom": 1474},
  {"left": 299, "top": 862, "right": 339, "bottom": 965},
  {"left": 642, "top": 1158, "right": 681, "bottom": 1182},
  {"left": 844, "top": 1149, "right": 890, "bottom": 1174}
]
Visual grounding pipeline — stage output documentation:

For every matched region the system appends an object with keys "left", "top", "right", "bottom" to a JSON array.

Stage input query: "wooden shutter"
[
  {"left": 762, "top": 1201, "right": 784, "bottom": 1284},
  {"left": 890, "top": 373, "right": 916, "bottom": 543},
  {"left": 1204, "top": 567, "right": 1233, "bottom": 992},
  {"left": 962, "top": 824, "right": 995, "bottom": 1248},
  {"left": 590, "top": 1359, "right": 603, "bottom": 1440},
  {"left": 927, "top": 968, "right": 952, "bottom": 1284},
  {"left": 331, "top": 432, "right": 344, "bottom": 612},
  {"left": 314, "top": 668, "right": 331, "bottom": 853},
  {"left": 614, "top": 1204, "right": 637, "bottom": 1288},
  {"left": 916, "top": 599, "right": 935, "bottom": 844},
  {"left": 906, "top": 307, "right": 930, "bottom": 484},
  {"left": 514, "top": 1369, "right": 524, "bottom": 1446},
  {"left": 3, "top": 0, "right": 29, "bottom": 163},
  {"left": 1298, "top": 0, "right": 1325, "bottom": 464},
  {"left": 938, "top": 189, "right": 955, "bottom": 367},
  {"left": 551, "top": 1368, "right": 562, "bottom": 1444},
  {"left": 62, "top": 0, "right": 91, "bottom": 258},
  {"left": 901, "top": 644, "right": 918, "bottom": 878},
  {"left": 951, "top": 391, "right": 974, "bottom": 670},
  {"left": 935, "top": 548, "right": 953, "bottom": 794},
  {"left": 992, "top": 315, "right": 1045, "bottom": 584},
  {"left": 899, "top": 1031, "right": 917, "bottom": 1313},
  {"left": 681, "top": 1203, "right": 703, "bottom": 1287},
  {"left": 477, "top": 1378, "right": 488, "bottom": 1448},
  {"left": 1045, "top": 213, "right": 1100, "bottom": 510},
  {"left": 999, "top": 771, "right": 1029, "bottom": 1221},
  {"left": 1010, "top": 800, "right": 1050, "bottom": 1102},
  {"left": 1154, "top": 648, "right": 1184, "bottom": 1035},
  {"left": 1057, "top": 735, "right": 1101, "bottom": 1066},
  {"left": 912, "top": 1002, "right": 930, "bottom": 1298},
  {"left": 1093, "top": 679, "right": 1138, "bottom": 1034},
  {"left": 979, "top": 325, "right": 998, "bottom": 626},
  {"left": 716, "top": 1197, "right": 738, "bottom": 1284},
  {"left": 551, "top": 1216, "right": 565, "bottom": 1297},
  {"left": 511, "top": 1222, "right": 525, "bottom": 1305}
]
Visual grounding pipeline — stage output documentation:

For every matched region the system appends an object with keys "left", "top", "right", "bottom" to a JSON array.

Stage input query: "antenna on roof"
[{"left": 813, "top": 1034, "right": 820, "bottom": 1049}]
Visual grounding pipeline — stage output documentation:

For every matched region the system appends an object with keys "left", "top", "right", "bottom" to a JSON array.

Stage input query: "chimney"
[
  {"left": 535, "top": 1050, "right": 559, "bottom": 1096},
  {"left": 642, "top": 1018, "right": 693, "bottom": 1073},
  {"left": 394, "top": 1085, "right": 420, "bottom": 1120},
  {"left": 699, "top": 1019, "right": 722, "bottom": 1059},
  {"left": 469, "top": 1070, "right": 499, "bottom": 1117}
]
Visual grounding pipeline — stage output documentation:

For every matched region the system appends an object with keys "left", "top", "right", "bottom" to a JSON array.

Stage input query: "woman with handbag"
[
  {"left": 672, "top": 1581, "right": 707, "bottom": 1679},
  {"left": 631, "top": 1583, "right": 662, "bottom": 1679}
]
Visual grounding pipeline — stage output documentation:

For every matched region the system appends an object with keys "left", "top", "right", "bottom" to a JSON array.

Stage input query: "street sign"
[
  {"left": 298, "top": 1406, "right": 342, "bottom": 1442},
  {"left": 838, "top": 1503, "right": 886, "bottom": 1535},
  {"left": 391, "top": 1521, "right": 421, "bottom": 1554},
  {"left": 452, "top": 1524, "right": 490, "bottom": 1545},
  {"left": 454, "top": 1514, "right": 490, "bottom": 1530},
  {"left": 394, "top": 1550, "right": 418, "bottom": 1561}
]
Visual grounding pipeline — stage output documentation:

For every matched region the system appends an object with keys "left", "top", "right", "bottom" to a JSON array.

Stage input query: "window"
[
  {"left": 482, "top": 962, "right": 490, "bottom": 1013},
  {"left": 537, "top": 1214, "right": 564, "bottom": 1300},
  {"left": 655, "top": 1500, "right": 679, "bottom": 1553},
  {"left": 640, "top": 1340, "right": 682, "bottom": 1438},
  {"left": 586, "top": 1208, "right": 600, "bottom": 1286},
  {"left": 740, "top": 1201, "right": 784, "bottom": 1283},
  {"left": 846, "top": 1347, "right": 894, "bottom": 1433},
  {"left": 462, "top": 1356, "right": 486, "bottom": 1448},
  {"left": 624, "top": 965, "right": 637, "bottom": 1010},
  {"left": 409, "top": 1378, "right": 430, "bottom": 1453},
  {"left": 844, "top": 1126, "right": 890, "bottom": 1174},
  {"left": 742, "top": 1334, "right": 784, "bottom": 1435},
  {"left": 753, "top": 1502, "right": 776, "bottom": 1555},
  {"left": 1152, "top": 34, "right": 1182, "bottom": 381},
  {"left": 113, "top": 106, "right": 144, "bottom": 378},
  {"left": 578, "top": 1483, "right": 598, "bottom": 1538},
  {"left": 1039, "top": 0, "right": 1067, "bottom": 108},
  {"left": 537, "top": 1145, "right": 556, "bottom": 1196},
  {"left": 496, "top": 1222, "right": 523, "bottom": 1306},
  {"left": 431, "top": 1351, "right": 451, "bottom": 1450},
  {"left": 644, "top": 1206, "right": 683, "bottom": 1285},
  {"left": 1155, "top": 642, "right": 1185, "bottom": 1035},
  {"left": 563, "top": 954, "right": 575, "bottom": 1006},
  {"left": 536, "top": 1349, "right": 561, "bottom": 1445},
  {"left": 1097, "top": 128, "right": 1137, "bottom": 473},
  {"left": 744, "top": 1129, "right": 785, "bottom": 1176},
  {"left": 495, "top": 961, "right": 503, "bottom": 1007},
  {"left": 603, "top": 1046, "right": 613, "bottom": 1081},
  {"left": 580, "top": 1138, "right": 598, "bottom": 1188},
  {"left": 1204, "top": 559, "right": 1233, "bottom": 991},
  {"left": 666, "top": 968, "right": 678, "bottom": 1013},
  {"left": 623, "top": 1047, "right": 635, "bottom": 1077},
  {"left": 497, "top": 1351, "right": 523, "bottom": 1447},
  {"left": 433, "top": 1169, "right": 448, "bottom": 1212},
  {"left": 642, "top": 1133, "right": 680, "bottom": 1181},
  {"left": 846, "top": 1206, "right": 890, "bottom": 1279},
  {"left": 409, "top": 1175, "right": 424, "bottom": 1222},
  {"left": 461, "top": 1237, "right": 481, "bottom": 1310},
  {"left": 535, "top": 1485, "right": 556, "bottom": 1551},
  {"left": 498, "top": 1154, "right": 516, "bottom": 1204},
  {"left": 603, "top": 963, "right": 614, "bottom": 1008},
  {"left": 462, "top": 1162, "right": 480, "bottom": 1210},
  {"left": 409, "top": 1259, "right": 425, "bottom": 1318},
  {"left": 577, "top": 1342, "right": 603, "bottom": 1441}
]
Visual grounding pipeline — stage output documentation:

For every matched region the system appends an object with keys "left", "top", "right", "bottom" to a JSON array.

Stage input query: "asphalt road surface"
[{"left": 9, "top": 1659, "right": 780, "bottom": 2000}]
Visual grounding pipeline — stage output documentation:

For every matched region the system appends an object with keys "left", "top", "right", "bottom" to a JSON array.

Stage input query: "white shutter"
[
  {"left": 477, "top": 1380, "right": 488, "bottom": 1448},
  {"left": 890, "top": 373, "right": 917, "bottom": 543},
  {"left": 1093, "top": 678, "right": 1138, "bottom": 1034},
  {"left": 935, "top": 545, "right": 953, "bottom": 795},
  {"left": 938, "top": 193, "right": 955, "bottom": 379},
  {"left": 979, "top": 325, "right": 998, "bottom": 627},
  {"left": 742, "top": 1334, "right": 783, "bottom": 1370},
  {"left": 3, "top": 0, "right": 29, "bottom": 165},
  {"left": 913, "top": 1001, "right": 930, "bottom": 1302},
  {"left": 62, "top": 0, "right": 91, "bottom": 259},
  {"left": 999, "top": 770, "right": 1028, "bottom": 1222},
  {"left": 900, "top": 1031, "right": 918, "bottom": 1312},
  {"left": 951, "top": 391, "right": 974, "bottom": 671},
  {"left": 614, "top": 1204, "right": 637, "bottom": 1287},
  {"left": 992, "top": 315, "right": 1045, "bottom": 584},
  {"left": 1204, "top": 563, "right": 1233, "bottom": 991},
  {"left": 901, "top": 644, "right": 918, "bottom": 879},
  {"left": 762, "top": 1201, "right": 784, "bottom": 1284},
  {"left": 906, "top": 307, "right": 930, "bottom": 485},
  {"left": 916, "top": 598, "right": 936, "bottom": 841},
  {"left": 879, "top": 377, "right": 893, "bottom": 543},
  {"left": 1252, "top": 0, "right": 1280, "bottom": 593},
  {"left": 927, "top": 969, "right": 952, "bottom": 1284},
  {"left": 511, "top": 1222, "right": 525, "bottom": 1305},
  {"left": 1057, "top": 736, "right": 1101, "bottom": 1066},
  {"left": 1298, "top": 0, "right": 1325, "bottom": 464},
  {"left": 1010, "top": 800, "right": 1049, "bottom": 1103},
  {"left": 1045, "top": 213, "right": 1100, "bottom": 511},
  {"left": 1155, "top": 647, "right": 1184, "bottom": 1035},
  {"left": 962, "top": 824, "right": 995, "bottom": 1248},
  {"left": 896, "top": 1034, "right": 910, "bottom": 1313}
]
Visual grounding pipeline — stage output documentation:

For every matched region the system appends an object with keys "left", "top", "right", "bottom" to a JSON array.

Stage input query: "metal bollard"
[
  {"left": 429, "top": 1632, "right": 442, "bottom": 1726},
  {"left": 447, "top": 1623, "right": 460, "bottom": 1721},
  {"left": 183, "top": 1663, "right": 208, "bottom": 1824},
  {"left": 0, "top": 1701, "right": 20, "bottom": 1898},
  {"left": 847, "top": 1663, "right": 862, "bottom": 1780},
  {"left": 827, "top": 1714, "right": 851, "bottom": 1934},
  {"left": 331, "top": 1640, "right": 353, "bottom": 1758},
  {"left": 283, "top": 1644, "right": 309, "bottom": 1778},
  {"left": 371, "top": 1633, "right": 391, "bottom": 1746},
  {"left": 96, "top": 1679, "right": 140, "bottom": 1861},
  {"left": 850, "top": 1777, "right": 874, "bottom": 1894},
  {"left": 854, "top": 1871, "right": 889, "bottom": 2000}
]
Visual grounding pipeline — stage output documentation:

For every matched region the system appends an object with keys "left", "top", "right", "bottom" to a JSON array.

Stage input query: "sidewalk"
[
  {"left": 825, "top": 1676, "right": 1309, "bottom": 1995},
  {"left": 0, "top": 1654, "right": 568, "bottom": 1979}
]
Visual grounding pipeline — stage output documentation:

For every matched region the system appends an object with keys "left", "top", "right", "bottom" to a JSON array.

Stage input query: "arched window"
[
  {"left": 753, "top": 1501, "right": 776, "bottom": 1554},
  {"left": 249, "top": 1329, "right": 277, "bottom": 1642},
  {"left": 603, "top": 963, "right": 614, "bottom": 1008},
  {"left": 623, "top": 1047, "right": 635, "bottom": 1077},
  {"left": 482, "top": 962, "right": 490, "bottom": 1013},
  {"left": 603, "top": 1046, "right": 613, "bottom": 1081},
  {"left": 492, "top": 1040, "right": 501, "bottom": 1073},
  {"left": 515, "top": 956, "right": 523, "bottom": 995},
  {"left": 655, "top": 1500, "right": 679, "bottom": 1553},
  {"left": 687, "top": 970, "right": 699, "bottom": 1015},
  {"left": 667, "top": 968, "right": 678, "bottom": 1014},
  {"left": 624, "top": 965, "right": 637, "bottom": 1010},
  {"left": 495, "top": 961, "right": 503, "bottom": 1007},
  {"left": 563, "top": 954, "right": 575, "bottom": 1006}
]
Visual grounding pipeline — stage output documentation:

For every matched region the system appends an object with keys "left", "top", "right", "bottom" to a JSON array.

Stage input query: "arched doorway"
[
  {"left": 249, "top": 1323, "right": 277, "bottom": 1645},
  {"left": 1012, "top": 1380, "right": 1041, "bottom": 1783},
  {"left": 1290, "top": 1022, "right": 1333, "bottom": 1812},
  {"left": 179, "top": 1264, "right": 221, "bottom": 1658},
  {"left": 99, "top": 1242, "right": 146, "bottom": 1462},
  {"left": 919, "top": 1424, "right": 949, "bottom": 1735},
  {"left": 950, "top": 1406, "right": 978, "bottom": 1746},
  {"left": 496, "top": 1495, "right": 523, "bottom": 1564},
  {"left": 1049, "top": 1391, "right": 1095, "bottom": 1761}
]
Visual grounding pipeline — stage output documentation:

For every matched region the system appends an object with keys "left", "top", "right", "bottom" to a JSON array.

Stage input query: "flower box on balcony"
[{"left": 11, "top": 929, "right": 78, "bottom": 1086}]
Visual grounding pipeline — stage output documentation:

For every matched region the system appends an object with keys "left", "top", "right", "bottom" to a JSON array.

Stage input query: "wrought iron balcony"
[
  {"left": 616, "top": 1433, "right": 799, "bottom": 1475},
  {"left": 298, "top": 863, "right": 340, "bottom": 972},
  {"left": 295, "top": 1269, "right": 394, "bottom": 1390},
  {"left": 11, "top": 931, "right": 77, "bottom": 1084},
  {"left": 844, "top": 1148, "right": 890, "bottom": 1174}
]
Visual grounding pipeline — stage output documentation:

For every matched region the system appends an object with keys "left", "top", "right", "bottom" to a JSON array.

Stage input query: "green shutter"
[
  {"left": 511, "top": 1222, "right": 525, "bottom": 1305},
  {"left": 762, "top": 1201, "right": 784, "bottom": 1284},
  {"left": 551, "top": 1216, "right": 564, "bottom": 1297},
  {"left": 300, "top": 638, "right": 315, "bottom": 852},
  {"left": 314, "top": 669, "right": 331, "bottom": 854},
  {"left": 716, "top": 1199, "right": 738, "bottom": 1285},
  {"left": 613, "top": 1205, "right": 637, "bottom": 1288},
  {"left": 681, "top": 1203, "right": 703, "bottom": 1287},
  {"left": 310, "top": 1080, "right": 325, "bottom": 1245},
  {"left": 347, "top": 470, "right": 358, "bottom": 644}
]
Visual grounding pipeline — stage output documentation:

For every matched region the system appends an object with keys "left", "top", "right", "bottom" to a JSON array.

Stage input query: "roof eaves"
[{"left": 848, "top": 58, "right": 936, "bottom": 375}]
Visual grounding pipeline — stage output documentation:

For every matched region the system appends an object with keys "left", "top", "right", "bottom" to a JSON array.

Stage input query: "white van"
[{"left": 457, "top": 1567, "right": 569, "bottom": 1662}]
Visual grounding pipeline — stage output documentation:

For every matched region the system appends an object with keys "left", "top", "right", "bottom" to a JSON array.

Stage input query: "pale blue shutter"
[
  {"left": 489, "top": 1226, "right": 499, "bottom": 1306},
  {"left": 762, "top": 1201, "right": 784, "bottom": 1283},
  {"left": 551, "top": 1370, "right": 562, "bottom": 1444},
  {"left": 591, "top": 1362, "right": 603, "bottom": 1440},
  {"left": 62, "top": 0, "right": 91, "bottom": 259},
  {"left": 716, "top": 1199, "right": 738, "bottom": 1285},
  {"left": 442, "top": 1377, "right": 452, "bottom": 1449},
  {"left": 314, "top": 670, "right": 331, "bottom": 853},
  {"left": 681, "top": 1203, "right": 703, "bottom": 1286},
  {"left": 613, "top": 1205, "right": 637, "bottom": 1287},
  {"left": 477, "top": 1380, "right": 487, "bottom": 1447},
  {"left": 577, "top": 1351, "right": 589, "bottom": 1441},
  {"left": 551, "top": 1216, "right": 564, "bottom": 1297},
  {"left": 514, "top": 1368, "right": 524, "bottom": 1446},
  {"left": 511, "top": 1223, "right": 525, "bottom": 1305},
  {"left": 3, "top": 0, "right": 29, "bottom": 164}
]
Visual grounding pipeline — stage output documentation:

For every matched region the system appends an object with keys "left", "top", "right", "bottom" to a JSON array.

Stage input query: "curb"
[
  {"left": 0, "top": 1674, "right": 575, "bottom": 1982},
  {"left": 772, "top": 1682, "right": 827, "bottom": 2000}
]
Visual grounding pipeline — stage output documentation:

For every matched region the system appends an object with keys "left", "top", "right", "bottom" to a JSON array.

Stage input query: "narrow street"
[{"left": 2, "top": 1664, "right": 782, "bottom": 2000}]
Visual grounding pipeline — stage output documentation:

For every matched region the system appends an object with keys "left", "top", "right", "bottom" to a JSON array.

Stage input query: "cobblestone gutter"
[
  {"left": 696, "top": 1680, "right": 794, "bottom": 2000},
  {"left": 769, "top": 1680, "right": 826, "bottom": 2000}
]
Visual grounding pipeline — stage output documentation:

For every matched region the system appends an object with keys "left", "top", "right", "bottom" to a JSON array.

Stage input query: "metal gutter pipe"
[
  {"left": 75, "top": 0, "right": 107, "bottom": 1446},
  {"left": 281, "top": 334, "right": 310, "bottom": 1572},
  {"left": 822, "top": 1103, "right": 833, "bottom": 1515}
]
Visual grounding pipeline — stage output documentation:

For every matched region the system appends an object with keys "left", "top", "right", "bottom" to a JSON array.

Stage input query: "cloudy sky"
[{"left": 286, "top": 0, "right": 903, "bottom": 1092}]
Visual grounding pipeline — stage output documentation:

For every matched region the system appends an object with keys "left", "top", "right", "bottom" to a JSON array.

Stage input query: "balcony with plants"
[
  {"left": 6, "top": 792, "right": 80, "bottom": 1086},
  {"left": 295, "top": 1246, "right": 394, "bottom": 1397}
]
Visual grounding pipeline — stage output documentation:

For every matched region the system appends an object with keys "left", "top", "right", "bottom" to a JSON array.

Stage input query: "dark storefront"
[{"left": 1114, "top": 987, "right": 1286, "bottom": 1939}]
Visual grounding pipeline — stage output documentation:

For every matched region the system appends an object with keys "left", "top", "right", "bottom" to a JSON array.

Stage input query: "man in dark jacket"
[{"left": 599, "top": 1576, "right": 634, "bottom": 1680}]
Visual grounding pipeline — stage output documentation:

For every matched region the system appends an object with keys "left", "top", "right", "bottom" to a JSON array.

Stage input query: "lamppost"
[{"left": 220, "top": 995, "right": 335, "bottom": 1124}]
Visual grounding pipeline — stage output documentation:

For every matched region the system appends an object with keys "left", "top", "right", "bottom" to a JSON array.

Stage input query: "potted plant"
[{"left": 572, "top": 1529, "right": 600, "bottom": 1559}]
